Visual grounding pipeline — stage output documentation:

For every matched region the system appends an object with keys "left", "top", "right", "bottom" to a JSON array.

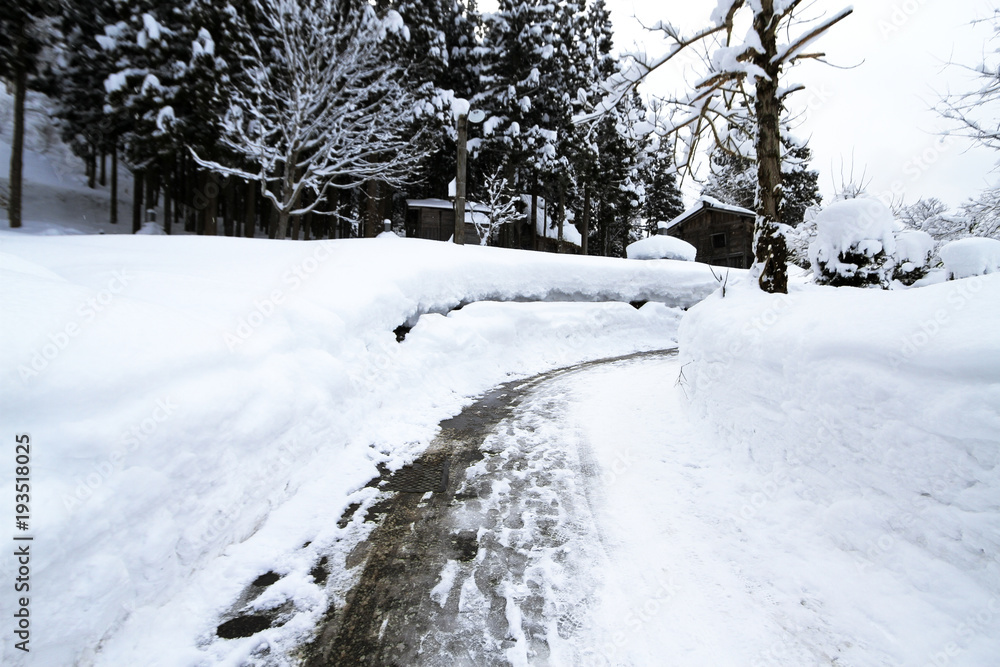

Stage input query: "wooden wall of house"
[
  {"left": 669, "top": 209, "right": 755, "bottom": 268},
  {"left": 406, "top": 207, "right": 481, "bottom": 244}
]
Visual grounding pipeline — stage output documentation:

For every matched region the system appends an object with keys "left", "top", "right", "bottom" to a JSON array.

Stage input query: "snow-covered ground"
[{"left": 0, "top": 230, "right": 718, "bottom": 666}]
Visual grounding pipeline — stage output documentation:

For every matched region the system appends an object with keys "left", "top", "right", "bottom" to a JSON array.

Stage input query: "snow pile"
[
  {"left": 939, "top": 236, "right": 1000, "bottom": 280},
  {"left": 625, "top": 234, "right": 697, "bottom": 261},
  {"left": 135, "top": 221, "right": 167, "bottom": 235},
  {"left": 677, "top": 275, "right": 1000, "bottom": 664},
  {"left": 0, "top": 232, "right": 714, "bottom": 666},
  {"left": 809, "top": 198, "right": 897, "bottom": 288}
]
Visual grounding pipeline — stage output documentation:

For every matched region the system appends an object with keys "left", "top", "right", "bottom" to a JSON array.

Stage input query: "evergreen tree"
[
  {"left": 476, "top": 0, "right": 565, "bottom": 225},
  {"left": 640, "top": 138, "right": 685, "bottom": 232},
  {"left": 702, "top": 136, "right": 821, "bottom": 225},
  {"left": 56, "top": 0, "right": 119, "bottom": 192},
  {"left": 392, "top": 0, "right": 480, "bottom": 200}
]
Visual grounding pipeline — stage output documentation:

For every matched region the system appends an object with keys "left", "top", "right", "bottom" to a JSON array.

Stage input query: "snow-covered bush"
[
  {"left": 786, "top": 205, "right": 820, "bottom": 269},
  {"left": 892, "top": 229, "right": 935, "bottom": 285},
  {"left": 939, "top": 237, "right": 1000, "bottom": 279},
  {"left": 626, "top": 234, "right": 697, "bottom": 261},
  {"left": 809, "top": 198, "right": 897, "bottom": 288}
]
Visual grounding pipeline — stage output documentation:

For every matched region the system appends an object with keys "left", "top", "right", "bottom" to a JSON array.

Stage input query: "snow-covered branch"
[{"left": 192, "top": 0, "right": 422, "bottom": 239}]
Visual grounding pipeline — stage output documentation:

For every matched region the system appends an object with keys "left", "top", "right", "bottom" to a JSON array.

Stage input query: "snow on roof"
[
  {"left": 664, "top": 196, "right": 755, "bottom": 231},
  {"left": 406, "top": 198, "right": 489, "bottom": 213}
]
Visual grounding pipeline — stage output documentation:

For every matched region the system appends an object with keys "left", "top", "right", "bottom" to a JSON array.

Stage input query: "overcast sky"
[{"left": 604, "top": 0, "right": 1000, "bottom": 209}]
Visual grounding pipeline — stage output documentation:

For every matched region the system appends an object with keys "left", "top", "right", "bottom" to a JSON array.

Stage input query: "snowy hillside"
[{"left": 0, "top": 232, "right": 720, "bottom": 665}]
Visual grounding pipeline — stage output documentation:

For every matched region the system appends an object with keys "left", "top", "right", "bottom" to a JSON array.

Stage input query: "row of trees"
[{"left": 2, "top": 0, "right": 695, "bottom": 256}]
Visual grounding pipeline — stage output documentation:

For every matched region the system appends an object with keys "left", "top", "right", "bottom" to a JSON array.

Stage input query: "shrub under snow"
[
  {"left": 626, "top": 234, "right": 697, "bottom": 261},
  {"left": 893, "top": 229, "right": 935, "bottom": 285},
  {"left": 809, "top": 198, "right": 897, "bottom": 288},
  {"left": 939, "top": 237, "right": 1000, "bottom": 279}
]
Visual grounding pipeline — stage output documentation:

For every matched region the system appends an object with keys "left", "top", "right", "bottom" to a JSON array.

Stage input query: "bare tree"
[
  {"left": 476, "top": 167, "right": 521, "bottom": 245},
  {"left": 580, "top": 0, "right": 852, "bottom": 293},
  {"left": 193, "top": 0, "right": 422, "bottom": 239},
  {"left": 937, "top": 10, "right": 1000, "bottom": 152}
]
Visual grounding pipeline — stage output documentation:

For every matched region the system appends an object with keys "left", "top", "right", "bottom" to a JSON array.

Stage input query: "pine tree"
[
  {"left": 392, "top": 0, "right": 480, "bottom": 200},
  {"left": 640, "top": 138, "right": 685, "bottom": 232},
  {"left": 476, "top": 0, "right": 566, "bottom": 231}
]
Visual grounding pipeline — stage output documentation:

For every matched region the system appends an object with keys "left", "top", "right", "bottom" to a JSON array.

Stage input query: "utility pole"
[
  {"left": 453, "top": 102, "right": 485, "bottom": 245},
  {"left": 454, "top": 111, "right": 468, "bottom": 245}
]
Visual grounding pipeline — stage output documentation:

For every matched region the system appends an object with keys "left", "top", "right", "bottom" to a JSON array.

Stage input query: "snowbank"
[
  {"left": 0, "top": 232, "right": 715, "bottom": 665},
  {"left": 678, "top": 275, "right": 1000, "bottom": 664},
  {"left": 939, "top": 236, "right": 1000, "bottom": 279},
  {"left": 625, "top": 234, "right": 697, "bottom": 261}
]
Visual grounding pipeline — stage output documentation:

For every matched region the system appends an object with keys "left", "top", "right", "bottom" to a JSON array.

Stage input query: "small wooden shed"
[
  {"left": 663, "top": 196, "right": 755, "bottom": 268},
  {"left": 404, "top": 198, "right": 488, "bottom": 245}
]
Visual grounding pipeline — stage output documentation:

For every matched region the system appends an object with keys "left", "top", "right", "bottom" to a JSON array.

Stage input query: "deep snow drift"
[
  {"left": 0, "top": 232, "right": 716, "bottom": 666},
  {"left": 678, "top": 274, "right": 1000, "bottom": 665}
]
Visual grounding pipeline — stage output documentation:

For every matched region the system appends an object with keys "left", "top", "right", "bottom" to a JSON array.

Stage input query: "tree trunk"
[
  {"left": 202, "top": 170, "right": 219, "bottom": 236},
  {"left": 132, "top": 170, "right": 144, "bottom": 233},
  {"left": 582, "top": 182, "right": 591, "bottom": 256},
  {"left": 278, "top": 209, "right": 290, "bottom": 240},
  {"left": 162, "top": 170, "right": 172, "bottom": 235},
  {"left": 530, "top": 185, "right": 538, "bottom": 252},
  {"left": 145, "top": 167, "right": 158, "bottom": 225},
  {"left": 99, "top": 147, "right": 107, "bottom": 187},
  {"left": 110, "top": 142, "right": 118, "bottom": 225},
  {"left": 364, "top": 180, "right": 379, "bottom": 238},
  {"left": 223, "top": 177, "right": 235, "bottom": 236},
  {"left": 8, "top": 39, "right": 27, "bottom": 228},
  {"left": 244, "top": 181, "right": 256, "bottom": 238},
  {"left": 268, "top": 183, "right": 279, "bottom": 239},
  {"left": 86, "top": 149, "right": 96, "bottom": 189},
  {"left": 557, "top": 179, "right": 565, "bottom": 248},
  {"left": 751, "top": 0, "right": 789, "bottom": 294}
]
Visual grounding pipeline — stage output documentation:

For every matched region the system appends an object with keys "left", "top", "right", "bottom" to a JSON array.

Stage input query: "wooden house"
[{"left": 663, "top": 196, "right": 755, "bottom": 268}]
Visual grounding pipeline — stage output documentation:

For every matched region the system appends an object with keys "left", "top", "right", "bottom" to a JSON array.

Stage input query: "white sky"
[{"left": 604, "top": 0, "right": 1000, "bottom": 209}]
